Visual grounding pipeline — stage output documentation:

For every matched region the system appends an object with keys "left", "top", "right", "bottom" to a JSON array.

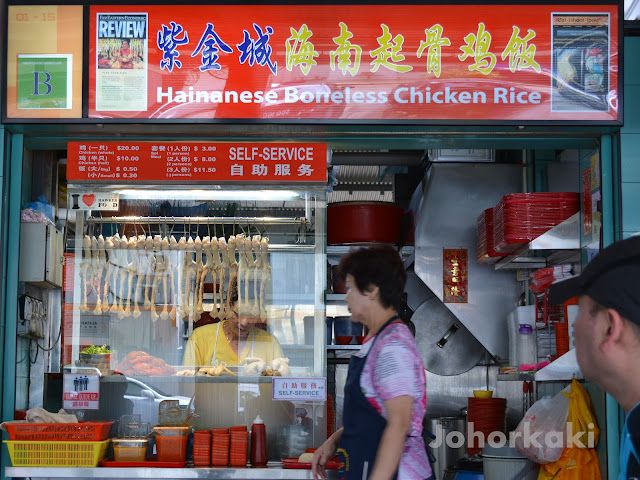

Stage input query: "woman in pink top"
[{"left": 312, "top": 245, "right": 432, "bottom": 480}]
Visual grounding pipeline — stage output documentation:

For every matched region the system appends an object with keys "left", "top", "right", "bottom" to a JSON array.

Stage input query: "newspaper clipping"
[
  {"left": 96, "top": 13, "right": 148, "bottom": 111},
  {"left": 551, "top": 13, "right": 610, "bottom": 112}
]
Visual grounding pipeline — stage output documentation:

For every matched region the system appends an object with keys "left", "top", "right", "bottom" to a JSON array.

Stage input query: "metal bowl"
[{"left": 79, "top": 352, "right": 113, "bottom": 363}]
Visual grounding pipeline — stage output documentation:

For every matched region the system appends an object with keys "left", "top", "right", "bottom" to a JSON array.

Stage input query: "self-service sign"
[
  {"left": 63, "top": 373, "right": 100, "bottom": 410},
  {"left": 67, "top": 141, "right": 327, "bottom": 183},
  {"left": 272, "top": 377, "right": 326, "bottom": 401}
]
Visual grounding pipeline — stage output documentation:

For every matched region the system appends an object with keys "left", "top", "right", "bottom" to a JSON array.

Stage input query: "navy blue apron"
[{"left": 337, "top": 316, "right": 400, "bottom": 480}]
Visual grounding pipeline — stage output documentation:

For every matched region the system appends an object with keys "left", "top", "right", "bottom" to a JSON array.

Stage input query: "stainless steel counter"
[{"left": 5, "top": 467, "right": 337, "bottom": 479}]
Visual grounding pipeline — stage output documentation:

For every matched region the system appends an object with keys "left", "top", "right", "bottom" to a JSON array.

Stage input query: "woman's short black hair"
[
  {"left": 228, "top": 278, "right": 239, "bottom": 305},
  {"left": 338, "top": 244, "right": 406, "bottom": 312}
]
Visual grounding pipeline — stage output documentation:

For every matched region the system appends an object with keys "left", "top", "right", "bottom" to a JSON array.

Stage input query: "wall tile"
[
  {"left": 621, "top": 135, "right": 640, "bottom": 181},
  {"left": 625, "top": 37, "right": 640, "bottom": 85},
  {"left": 622, "top": 86, "right": 640, "bottom": 134},
  {"left": 15, "top": 379, "right": 28, "bottom": 410},
  {"left": 622, "top": 182, "right": 640, "bottom": 231}
]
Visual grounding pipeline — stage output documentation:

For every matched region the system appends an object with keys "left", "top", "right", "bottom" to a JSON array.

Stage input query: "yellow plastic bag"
[
  {"left": 537, "top": 448, "right": 601, "bottom": 480},
  {"left": 537, "top": 379, "right": 601, "bottom": 480},
  {"left": 566, "top": 379, "right": 600, "bottom": 448}
]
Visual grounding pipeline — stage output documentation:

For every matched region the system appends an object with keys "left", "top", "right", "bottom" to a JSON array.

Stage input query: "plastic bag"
[
  {"left": 537, "top": 448, "right": 601, "bottom": 480},
  {"left": 21, "top": 194, "right": 55, "bottom": 225},
  {"left": 514, "top": 386, "right": 570, "bottom": 464},
  {"left": 537, "top": 380, "right": 601, "bottom": 480},
  {"left": 566, "top": 379, "right": 599, "bottom": 448}
]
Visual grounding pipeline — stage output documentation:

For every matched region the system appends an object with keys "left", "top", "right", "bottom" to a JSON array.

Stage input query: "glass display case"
[{"left": 63, "top": 185, "right": 327, "bottom": 462}]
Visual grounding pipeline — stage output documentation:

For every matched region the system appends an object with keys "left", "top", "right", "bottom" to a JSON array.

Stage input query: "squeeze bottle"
[
  {"left": 250, "top": 415, "right": 268, "bottom": 467},
  {"left": 517, "top": 324, "right": 537, "bottom": 367}
]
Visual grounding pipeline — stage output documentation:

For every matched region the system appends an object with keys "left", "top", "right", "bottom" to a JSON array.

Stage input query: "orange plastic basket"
[
  {"left": 4, "top": 421, "right": 114, "bottom": 441},
  {"left": 3, "top": 440, "right": 110, "bottom": 467}
]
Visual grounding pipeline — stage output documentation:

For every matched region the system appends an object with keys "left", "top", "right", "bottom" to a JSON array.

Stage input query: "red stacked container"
[
  {"left": 477, "top": 208, "right": 503, "bottom": 264},
  {"left": 534, "top": 288, "right": 565, "bottom": 327},
  {"left": 192, "top": 430, "right": 211, "bottom": 466},
  {"left": 555, "top": 319, "right": 570, "bottom": 360},
  {"left": 556, "top": 297, "right": 578, "bottom": 359},
  {"left": 467, "top": 397, "right": 507, "bottom": 456},
  {"left": 211, "top": 428, "right": 230, "bottom": 466},
  {"left": 229, "top": 426, "right": 249, "bottom": 467},
  {"left": 326, "top": 394, "right": 335, "bottom": 438},
  {"left": 493, "top": 192, "right": 579, "bottom": 254}
]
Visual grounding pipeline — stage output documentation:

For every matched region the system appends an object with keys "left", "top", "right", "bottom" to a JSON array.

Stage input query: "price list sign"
[{"left": 67, "top": 141, "right": 327, "bottom": 183}]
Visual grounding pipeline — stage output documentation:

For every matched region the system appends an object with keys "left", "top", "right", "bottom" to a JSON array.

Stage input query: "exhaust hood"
[{"left": 413, "top": 163, "right": 523, "bottom": 362}]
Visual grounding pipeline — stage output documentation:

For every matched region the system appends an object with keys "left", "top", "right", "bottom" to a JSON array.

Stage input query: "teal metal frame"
[
  {"left": 1, "top": 133, "right": 23, "bottom": 479},
  {"left": 0, "top": 127, "right": 5, "bottom": 478},
  {"left": 601, "top": 133, "right": 622, "bottom": 480}
]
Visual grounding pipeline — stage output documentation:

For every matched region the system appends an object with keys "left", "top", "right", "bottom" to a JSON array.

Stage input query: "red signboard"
[
  {"left": 67, "top": 141, "right": 327, "bottom": 182},
  {"left": 443, "top": 248, "right": 468, "bottom": 303},
  {"left": 88, "top": 4, "right": 619, "bottom": 123}
]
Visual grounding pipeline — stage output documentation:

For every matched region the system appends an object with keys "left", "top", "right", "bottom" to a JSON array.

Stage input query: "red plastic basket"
[{"left": 4, "top": 421, "right": 114, "bottom": 441}]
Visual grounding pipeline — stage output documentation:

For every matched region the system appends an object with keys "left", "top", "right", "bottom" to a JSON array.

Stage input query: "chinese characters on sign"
[
  {"left": 66, "top": 142, "right": 327, "bottom": 182},
  {"left": 88, "top": 5, "right": 618, "bottom": 122},
  {"left": 272, "top": 377, "right": 327, "bottom": 401},
  {"left": 443, "top": 249, "right": 468, "bottom": 303},
  {"left": 157, "top": 20, "right": 543, "bottom": 77}
]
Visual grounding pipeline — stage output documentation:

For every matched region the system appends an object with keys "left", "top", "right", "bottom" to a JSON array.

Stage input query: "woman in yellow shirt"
[{"left": 182, "top": 300, "right": 283, "bottom": 367}]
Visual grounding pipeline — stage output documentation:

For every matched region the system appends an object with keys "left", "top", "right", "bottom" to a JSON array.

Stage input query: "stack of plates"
[
  {"left": 477, "top": 208, "right": 503, "bottom": 264},
  {"left": 211, "top": 428, "right": 230, "bottom": 466},
  {"left": 493, "top": 192, "right": 579, "bottom": 254},
  {"left": 229, "top": 426, "right": 248, "bottom": 467},
  {"left": 466, "top": 397, "right": 507, "bottom": 456},
  {"left": 192, "top": 430, "right": 211, "bottom": 466}
]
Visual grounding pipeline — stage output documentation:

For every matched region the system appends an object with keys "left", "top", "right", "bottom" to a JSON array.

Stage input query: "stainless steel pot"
[{"left": 425, "top": 416, "right": 467, "bottom": 480}]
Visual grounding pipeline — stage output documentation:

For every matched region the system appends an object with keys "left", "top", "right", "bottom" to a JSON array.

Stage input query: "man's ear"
[{"left": 601, "top": 308, "right": 626, "bottom": 352}]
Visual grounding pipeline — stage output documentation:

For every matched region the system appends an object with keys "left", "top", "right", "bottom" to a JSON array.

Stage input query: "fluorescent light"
[{"left": 117, "top": 189, "right": 300, "bottom": 201}]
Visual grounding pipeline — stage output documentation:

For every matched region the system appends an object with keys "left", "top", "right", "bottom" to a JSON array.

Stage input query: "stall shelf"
[
  {"left": 493, "top": 213, "right": 581, "bottom": 270},
  {"left": 326, "top": 245, "right": 414, "bottom": 266},
  {"left": 534, "top": 349, "right": 583, "bottom": 382},
  {"left": 325, "top": 294, "right": 345, "bottom": 303},
  {"left": 5, "top": 466, "right": 341, "bottom": 479},
  {"left": 496, "top": 373, "right": 536, "bottom": 382},
  {"left": 326, "top": 347, "right": 360, "bottom": 366}
]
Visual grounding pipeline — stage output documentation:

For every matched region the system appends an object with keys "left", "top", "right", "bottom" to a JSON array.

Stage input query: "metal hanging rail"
[
  {"left": 86, "top": 215, "right": 311, "bottom": 226},
  {"left": 82, "top": 215, "right": 315, "bottom": 247},
  {"left": 91, "top": 243, "right": 315, "bottom": 252}
]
